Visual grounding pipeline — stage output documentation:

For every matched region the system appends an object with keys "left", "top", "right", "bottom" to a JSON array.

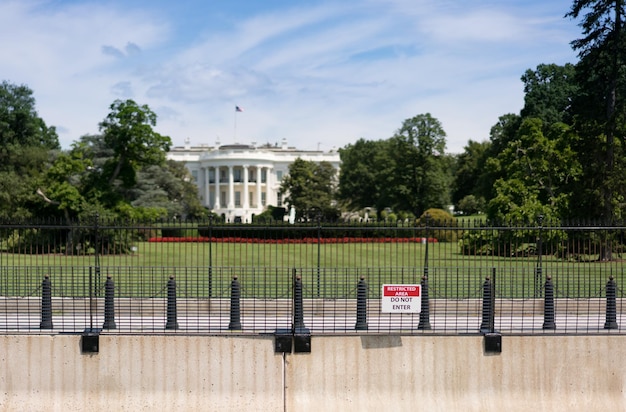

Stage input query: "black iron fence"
[{"left": 1, "top": 217, "right": 625, "bottom": 335}]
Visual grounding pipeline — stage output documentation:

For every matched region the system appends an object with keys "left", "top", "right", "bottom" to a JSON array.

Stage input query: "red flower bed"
[{"left": 148, "top": 236, "right": 438, "bottom": 244}]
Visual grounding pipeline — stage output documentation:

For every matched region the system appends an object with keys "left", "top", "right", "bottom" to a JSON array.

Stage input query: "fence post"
[
  {"left": 208, "top": 215, "right": 213, "bottom": 298},
  {"left": 165, "top": 276, "right": 179, "bottom": 330},
  {"left": 40, "top": 275, "right": 53, "bottom": 329},
  {"left": 542, "top": 275, "right": 556, "bottom": 330},
  {"left": 228, "top": 276, "right": 242, "bottom": 330},
  {"left": 355, "top": 276, "right": 368, "bottom": 331},
  {"left": 293, "top": 269, "right": 305, "bottom": 330},
  {"left": 102, "top": 276, "right": 117, "bottom": 329},
  {"left": 418, "top": 272, "right": 431, "bottom": 330},
  {"left": 604, "top": 276, "right": 618, "bottom": 330},
  {"left": 480, "top": 274, "right": 494, "bottom": 334},
  {"left": 535, "top": 215, "right": 544, "bottom": 298}
]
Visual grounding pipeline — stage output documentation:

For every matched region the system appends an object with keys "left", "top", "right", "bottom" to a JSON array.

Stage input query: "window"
[
  {"left": 208, "top": 169, "right": 215, "bottom": 183},
  {"left": 261, "top": 169, "right": 267, "bottom": 183},
  {"left": 220, "top": 169, "right": 226, "bottom": 183},
  {"left": 276, "top": 170, "right": 283, "bottom": 181},
  {"left": 234, "top": 168, "right": 242, "bottom": 183},
  {"left": 191, "top": 170, "right": 198, "bottom": 182},
  {"left": 261, "top": 192, "right": 266, "bottom": 206},
  {"left": 277, "top": 193, "right": 283, "bottom": 207},
  {"left": 235, "top": 191, "right": 241, "bottom": 207},
  {"left": 221, "top": 191, "right": 226, "bottom": 207}
]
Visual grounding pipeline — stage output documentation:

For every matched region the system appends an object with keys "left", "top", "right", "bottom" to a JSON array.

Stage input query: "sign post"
[{"left": 381, "top": 284, "right": 421, "bottom": 313}]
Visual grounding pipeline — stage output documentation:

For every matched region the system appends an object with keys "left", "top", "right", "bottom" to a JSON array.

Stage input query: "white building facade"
[{"left": 167, "top": 139, "right": 341, "bottom": 222}]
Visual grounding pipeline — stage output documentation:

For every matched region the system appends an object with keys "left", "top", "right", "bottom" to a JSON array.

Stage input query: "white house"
[{"left": 167, "top": 138, "right": 341, "bottom": 222}]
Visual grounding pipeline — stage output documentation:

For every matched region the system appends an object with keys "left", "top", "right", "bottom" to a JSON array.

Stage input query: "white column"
[
  {"left": 214, "top": 167, "right": 220, "bottom": 209},
  {"left": 266, "top": 166, "right": 273, "bottom": 206},
  {"left": 243, "top": 165, "right": 249, "bottom": 209},
  {"left": 257, "top": 166, "right": 263, "bottom": 209},
  {"left": 228, "top": 165, "right": 234, "bottom": 209},
  {"left": 203, "top": 168, "right": 209, "bottom": 207}
]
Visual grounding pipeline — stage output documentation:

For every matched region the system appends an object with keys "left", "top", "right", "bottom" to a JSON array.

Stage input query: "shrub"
[{"left": 419, "top": 208, "right": 457, "bottom": 242}]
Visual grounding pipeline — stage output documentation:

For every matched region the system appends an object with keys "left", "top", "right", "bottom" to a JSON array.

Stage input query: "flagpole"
[{"left": 234, "top": 106, "right": 243, "bottom": 143}]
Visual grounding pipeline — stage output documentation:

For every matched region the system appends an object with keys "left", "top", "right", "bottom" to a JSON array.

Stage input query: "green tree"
[
  {"left": 520, "top": 63, "right": 578, "bottom": 126},
  {"left": 279, "top": 158, "right": 339, "bottom": 221},
  {"left": 452, "top": 140, "right": 490, "bottom": 210},
  {"left": 99, "top": 99, "right": 171, "bottom": 189},
  {"left": 0, "top": 81, "right": 60, "bottom": 219},
  {"left": 486, "top": 118, "right": 581, "bottom": 223},
  {"left": 338, "top": 138, "right": 395, "bottom": 218},
  {"left": 0, "top": 81, "right": 59, "bottom": 151},
  {"left": 388, "top": 113, "right": 450, "bottom": 216},
  {"left": 125, "top": 160, "right": 207, "bottom": 220},
  {"left": 36, "top": 146, "right": 93, "bottom": 221},
  {"left": 566, "top": 1, "right": 626, "bottom": 221}
]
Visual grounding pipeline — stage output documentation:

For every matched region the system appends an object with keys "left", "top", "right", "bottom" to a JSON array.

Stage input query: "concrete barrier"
[{"left": 0, "top": 334, "right": 624, "bottom": 411}]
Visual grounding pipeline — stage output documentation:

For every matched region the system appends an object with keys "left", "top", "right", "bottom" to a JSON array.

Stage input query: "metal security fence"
[{"left": 1, "top": 217, "right": 625, "bottom": 335}]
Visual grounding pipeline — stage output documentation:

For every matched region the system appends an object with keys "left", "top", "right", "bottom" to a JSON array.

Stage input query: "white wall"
[{"left": 0, "top": 334, "right": 623, "bottom": 411}]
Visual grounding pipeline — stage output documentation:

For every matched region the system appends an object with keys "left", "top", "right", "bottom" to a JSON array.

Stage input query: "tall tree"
[
  {"left": 124, "top": 160, "right": 207, "bottom": 220},
  {"left": 487, "top": 118, "right": 581, "bottom": 223},
  {"left": 452, "top": 140, "right": 490, "bottom": 211},
  {"left": 99, "top": 99, "right": 171, "bottom": 188},
  {"left": 279, "top": 158, "right": 339, "bottom": 221},
  {"left": 0, "top": 81, "right": 59, "bottom": 219},
  {"left": 0, "top": 81, "right": 59, "bottom": 151},
  {"left": 520, "top": 63, "right": 578, "bottom": 126},
  {"left": 338, "top": 138, "right": 395, "bottom": 217},
  {"left": 566, "top": 1, "right": 626, "bottom": 221},
  {"left": 388, "top": 113, "right": 450, "bottom": 216}
]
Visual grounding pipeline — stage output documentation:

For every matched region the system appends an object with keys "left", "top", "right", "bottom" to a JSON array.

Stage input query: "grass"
[{"left": 1, "top": 240, "right": 624, "bottom": 299}]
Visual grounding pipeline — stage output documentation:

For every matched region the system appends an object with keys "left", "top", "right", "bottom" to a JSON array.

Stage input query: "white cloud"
[{"left": 0, "top": 0, "right": 579, "bottom": 153}]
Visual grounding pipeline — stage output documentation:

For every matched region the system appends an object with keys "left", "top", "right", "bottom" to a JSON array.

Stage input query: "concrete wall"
[{"left": 0, "top": 334, "right": 624, "bottom": 411}]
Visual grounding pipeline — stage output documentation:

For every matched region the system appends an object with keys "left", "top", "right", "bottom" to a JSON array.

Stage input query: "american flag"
[{"left": 235, "top": 106, "right": 243, "bottom": 112}]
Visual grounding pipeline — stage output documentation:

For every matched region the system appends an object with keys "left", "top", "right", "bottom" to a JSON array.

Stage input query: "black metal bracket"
[
  {"left": 483, "top": 332, "right": 502, "bottom": 354},
  {"left": 293, "top": 328, "right": 311, "bottom": 353},
  {"left": 274, "top": 328, "right": 311, "bottom": 353},
  {"left": 274, "top": 329, "right": 293, "bottom": 353},
  {"left": 81, "top": 328, "right": 102, "bottom": 354}
]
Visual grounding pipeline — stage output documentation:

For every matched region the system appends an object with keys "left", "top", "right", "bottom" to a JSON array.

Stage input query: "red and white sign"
[{"left": 381, "top": 284, "right": 422, "bottom": 313}]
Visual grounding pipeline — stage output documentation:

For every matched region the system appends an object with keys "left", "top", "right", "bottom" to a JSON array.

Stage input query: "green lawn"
[{"left": 0, "top": 240, "right": 624, "bottom": 299}]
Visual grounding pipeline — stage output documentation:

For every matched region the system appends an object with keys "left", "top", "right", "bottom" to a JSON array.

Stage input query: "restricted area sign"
[{"left": 381, "top": 284, "right": 422, "bottom": 313}]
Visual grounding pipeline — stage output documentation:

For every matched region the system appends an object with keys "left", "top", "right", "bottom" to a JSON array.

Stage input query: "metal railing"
[{"left": 0, "top": 217, "right": 625, "bottom": 335}]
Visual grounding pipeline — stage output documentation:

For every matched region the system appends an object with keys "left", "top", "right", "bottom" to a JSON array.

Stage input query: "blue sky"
[{"left": 2, "top": 0, "right": 580, "bottom": 153}]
